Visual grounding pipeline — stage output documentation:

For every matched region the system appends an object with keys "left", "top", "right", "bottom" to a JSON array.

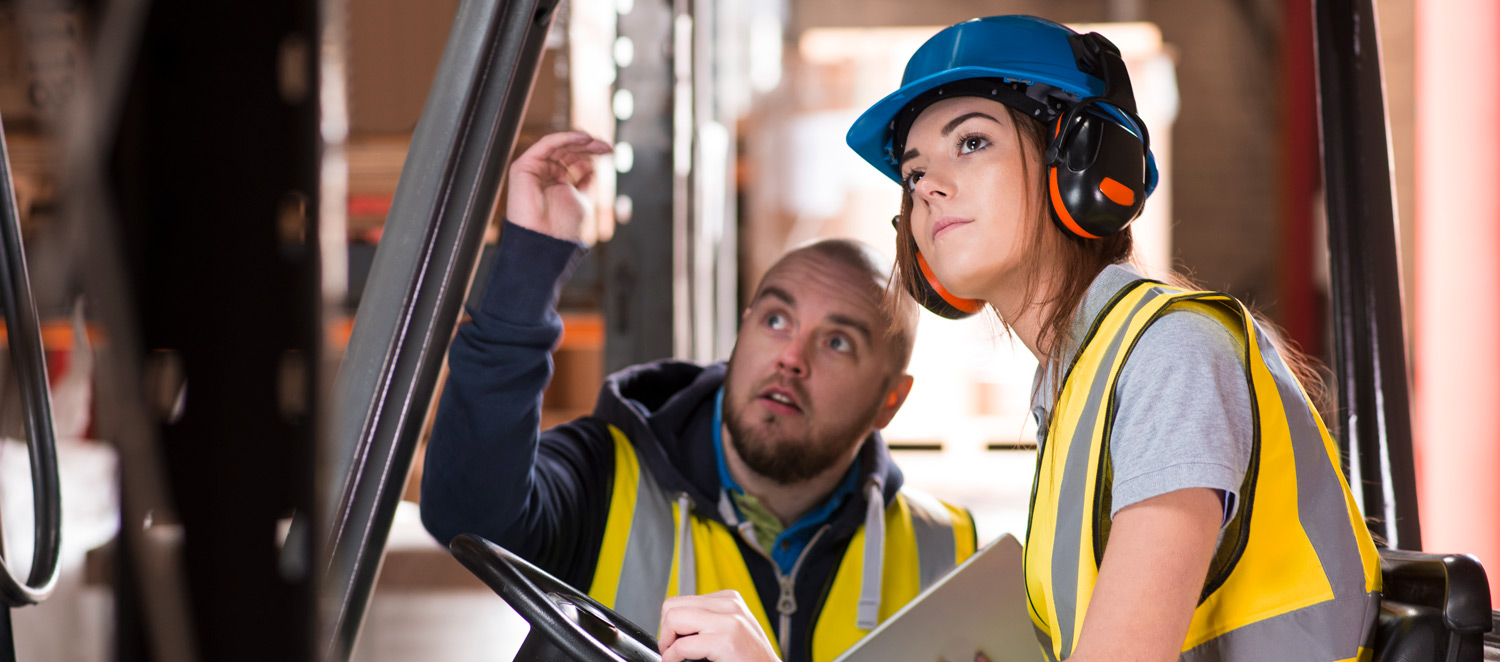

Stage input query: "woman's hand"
[
  {"left": 505, "top": 131, "right": 612, "bottom": 243},
  {"left": 1068, "top": 487, "right": 1223, "bottom": 662},
  {"left": 658, "top": 590, "right": 781, "bottom": 662}
]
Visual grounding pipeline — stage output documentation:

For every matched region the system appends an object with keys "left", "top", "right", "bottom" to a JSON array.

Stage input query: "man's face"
[{"left": 723, "top": 252, "right": 905, "bottom": 485}]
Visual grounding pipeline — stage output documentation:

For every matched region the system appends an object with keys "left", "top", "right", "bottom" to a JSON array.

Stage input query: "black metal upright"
[
  {"left": 102, "top": 0, "right": 324, "bottom": 659},
  {"left": 322, "top": 0, "right": 560, "bottom": 658},
  {"left": 1312, "top": 0, "right": 1422, "bottom": 549}
]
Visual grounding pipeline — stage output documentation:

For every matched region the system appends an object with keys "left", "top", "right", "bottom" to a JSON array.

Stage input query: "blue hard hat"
[{"left": 846, "top": 15, "right": 1157, "bottom": 193}]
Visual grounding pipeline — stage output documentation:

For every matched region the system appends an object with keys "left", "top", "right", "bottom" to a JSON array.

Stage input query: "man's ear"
[{"left": 873, "top": 374, "right": 915, "bottom": 430}]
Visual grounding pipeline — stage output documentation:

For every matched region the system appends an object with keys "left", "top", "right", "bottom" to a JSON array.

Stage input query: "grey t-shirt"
[{"left": 1031, "top": 264, "right": 1252, "bottom": 524}]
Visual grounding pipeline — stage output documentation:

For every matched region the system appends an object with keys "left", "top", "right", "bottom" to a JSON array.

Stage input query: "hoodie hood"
[{"left": 592, "top": 359, "right": 906, "bottom": 533}]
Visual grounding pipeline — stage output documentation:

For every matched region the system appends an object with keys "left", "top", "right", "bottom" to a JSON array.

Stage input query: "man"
[{"left": 420, "top": 132, "right": 976, "bottom": 662}]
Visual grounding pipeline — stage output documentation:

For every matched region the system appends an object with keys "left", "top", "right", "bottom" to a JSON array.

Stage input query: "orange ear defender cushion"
[
  {"left": 913, "top": 250, "right": 983, "bottom": 319},
  {"left": 891, "top": 216, "right": 983, "bottom": 320}
]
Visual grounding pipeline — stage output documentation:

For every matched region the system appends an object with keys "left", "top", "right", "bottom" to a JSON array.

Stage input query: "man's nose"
[{"left": 776, "top": 336, "right": 810, "bottom": 377}]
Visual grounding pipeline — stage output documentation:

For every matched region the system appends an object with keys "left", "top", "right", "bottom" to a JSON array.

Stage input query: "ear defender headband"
[
  {"left": 845, "top": 16, "right": 1159, "bottom": 320},
  {"left": 1043, "top": 32, "right": 1152, "bottom": 239}
]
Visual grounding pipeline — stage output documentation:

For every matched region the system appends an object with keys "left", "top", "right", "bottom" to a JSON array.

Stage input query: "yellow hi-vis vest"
[
  {"left": 587, "top": 424, "right": 976, "bottom": 662},
  {"left": 1025, "top": 281, "right": 1382, "bottom": 662}
]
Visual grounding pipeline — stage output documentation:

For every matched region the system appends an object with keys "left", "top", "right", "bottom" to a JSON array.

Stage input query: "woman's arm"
[{"left": 1068, "top": 487, "right": 1223, "bottom": 662}]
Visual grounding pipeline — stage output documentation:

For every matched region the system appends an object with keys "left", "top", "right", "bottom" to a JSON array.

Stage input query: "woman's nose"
[{"left": 914, "top": 168, "right": 951, "bottom": 199}]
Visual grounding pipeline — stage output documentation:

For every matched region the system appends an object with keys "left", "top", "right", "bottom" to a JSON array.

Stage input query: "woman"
[{"left": 844, "top": 15, "right": 1381, "bottom": 662}]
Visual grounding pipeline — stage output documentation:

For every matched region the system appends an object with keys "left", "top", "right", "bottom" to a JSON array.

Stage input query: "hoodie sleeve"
[{"left": 419, "top": 220, "right": 614, "bottom": 587}]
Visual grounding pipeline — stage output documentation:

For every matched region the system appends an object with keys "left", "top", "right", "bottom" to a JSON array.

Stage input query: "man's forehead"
[{"left": 753, "top": 253, "right": 885, "bottom": 317}]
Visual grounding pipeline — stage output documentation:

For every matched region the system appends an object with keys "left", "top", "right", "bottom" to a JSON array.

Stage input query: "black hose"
[{"left": 0, "top": 111, "right": 62, "bottom": 607}]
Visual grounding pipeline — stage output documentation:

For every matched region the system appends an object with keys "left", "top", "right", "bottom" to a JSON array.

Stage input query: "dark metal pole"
[
  {"left": 1312, "top": 0, "right": 1422, "bottom": 548},
  {"left": 0, "top": 608, "right": 12, "bottom": 662},
  {"left": 102, "top": 0, "right": 325, "bottom": 658},
  {"left": 321, "top": 0, "right": 560, "bottom": 658}
]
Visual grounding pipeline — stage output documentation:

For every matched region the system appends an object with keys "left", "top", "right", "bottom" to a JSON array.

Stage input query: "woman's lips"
[{"left": 932, "top": 216, "right": 972, "bottom": 241}]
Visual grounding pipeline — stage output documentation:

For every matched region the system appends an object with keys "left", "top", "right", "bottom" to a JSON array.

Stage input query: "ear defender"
[
  {"left": 892, "top": 216, "right": 984, "bottom": 320},
  {"left": 1045, "top": 33, "right": 1151, "bottom": 239},
  {"left": 1045, "top": 103, "right": 1148, "bottom": 238}
]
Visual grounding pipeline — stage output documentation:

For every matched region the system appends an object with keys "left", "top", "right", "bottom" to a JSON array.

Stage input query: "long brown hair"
[{"left": 885, "top": 102, "right": 1327, "bottom": 410}]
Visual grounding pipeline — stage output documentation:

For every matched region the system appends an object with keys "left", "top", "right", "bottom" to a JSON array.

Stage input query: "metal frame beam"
[
  {"left": 321, "top": 0, "right": 560, "bottom": 657},
  {"left": 1312, "top": 0, "right": 1421, "bottom": 548}
]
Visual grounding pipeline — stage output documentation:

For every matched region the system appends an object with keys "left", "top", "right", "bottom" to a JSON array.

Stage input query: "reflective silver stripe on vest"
[
  {"left": 1180, "top": 591, "right": 1381, "bottom": 662},
  {"left": 613, "top": 461, "right": 677, "bottom": 631},
  {"left": 1052, "top": 288, "right": 1164, "bottom": 657},
  {"left": 903, "top": 489, "right": 957, "bottom": 591},
  {"left": 858, "top": 480, "right": 886, "bottom": 629},
  {"left": 1255, "top": 324, "right": 1371, "bottom": 599},
  {"left": 610, "top": 472, "right": 965, "bottom": 640},
  {"left": 1032, "top": 624, "right": 1060, "bottom": 662}
]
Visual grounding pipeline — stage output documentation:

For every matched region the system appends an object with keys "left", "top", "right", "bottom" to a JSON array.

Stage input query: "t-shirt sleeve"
[{"left": 1107, "top": 308, "right": 1253, "bottom": 523}]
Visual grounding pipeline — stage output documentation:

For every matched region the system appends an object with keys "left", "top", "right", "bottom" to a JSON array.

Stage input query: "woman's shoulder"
[{"left": 1121, "top": 305, "right": 1246, "bottom": 387}]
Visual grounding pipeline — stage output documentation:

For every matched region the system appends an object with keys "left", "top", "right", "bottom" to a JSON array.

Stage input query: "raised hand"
[
  {"left": 658, "top": 590, "right": 782, "bottom": 662},
  {"left": 505, "top": 131, "right": 612, "bottom": 243}
]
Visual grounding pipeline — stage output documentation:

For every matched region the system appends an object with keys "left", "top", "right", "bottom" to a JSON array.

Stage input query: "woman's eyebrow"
[
  {"left": 942, "top": 112, "right": 999, "bottom": 136},
  {"left": 901, "top": 112, "right": 1001, "bottom": 164}
]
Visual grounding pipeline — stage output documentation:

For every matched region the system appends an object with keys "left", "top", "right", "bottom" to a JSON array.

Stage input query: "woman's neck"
[{"left": 982, "top": 269, "right": 1063, "bottom": 364}]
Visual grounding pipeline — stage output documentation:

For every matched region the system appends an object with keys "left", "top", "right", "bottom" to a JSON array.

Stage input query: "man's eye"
[
  {"left": 766, "top": 313, "right": 788, "bottom": 330},
  {"left": 829, "top": 336, "right": 852, "bottom": 353}
]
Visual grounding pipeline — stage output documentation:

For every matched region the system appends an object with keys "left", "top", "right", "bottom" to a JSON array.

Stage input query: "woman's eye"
[
  {"left": 904, "top": 171, "right": 924, "bottom": 192},
  {"left": 960, "top": 135, "right": 988, "bottom": 154}
]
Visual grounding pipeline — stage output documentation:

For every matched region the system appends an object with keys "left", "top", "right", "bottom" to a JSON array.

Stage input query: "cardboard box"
[{"left": 348, "top": 0, "right": 464, "bottom": 134}]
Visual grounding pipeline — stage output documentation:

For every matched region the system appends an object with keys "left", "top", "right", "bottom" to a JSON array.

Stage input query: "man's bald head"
[{"left": 753, "top": 238, "right": 917, "bottom": 375}]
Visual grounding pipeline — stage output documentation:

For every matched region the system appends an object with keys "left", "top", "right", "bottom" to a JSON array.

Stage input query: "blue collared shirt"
[{"left": 712, "top": 387, "right": 861, "bottom": 574}]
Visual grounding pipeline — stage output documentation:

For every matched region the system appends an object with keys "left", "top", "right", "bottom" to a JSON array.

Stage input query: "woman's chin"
[
  {"left": 931, "top": 268, "right": 988, "bottom": 302},
  {"left": 928, "top": 255, "right": 997, "bottom": 301}
]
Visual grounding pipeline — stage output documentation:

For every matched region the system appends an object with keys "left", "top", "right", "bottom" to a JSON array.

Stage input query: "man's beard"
[{"left": 724, "top": 392, "right": 878, "bottom": 486}]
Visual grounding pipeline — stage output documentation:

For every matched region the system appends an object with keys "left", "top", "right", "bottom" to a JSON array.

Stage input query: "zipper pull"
[{"left": 777, "top": 574, "right": 797, "bottom": 616}]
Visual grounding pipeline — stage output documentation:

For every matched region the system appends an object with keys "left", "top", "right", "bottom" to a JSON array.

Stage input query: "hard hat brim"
[{"left": 846, "top": 65, "right": 1093, "bottom": 184}]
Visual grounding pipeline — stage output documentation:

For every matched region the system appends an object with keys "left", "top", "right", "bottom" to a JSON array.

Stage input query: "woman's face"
[{"left": 899, "top": 96, "right": 1040, "bottom": 302}]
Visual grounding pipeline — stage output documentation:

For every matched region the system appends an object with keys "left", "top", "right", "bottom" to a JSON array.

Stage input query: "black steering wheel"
[{"left": 450, "top": 533, "right": 664, "bottom": 662}]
